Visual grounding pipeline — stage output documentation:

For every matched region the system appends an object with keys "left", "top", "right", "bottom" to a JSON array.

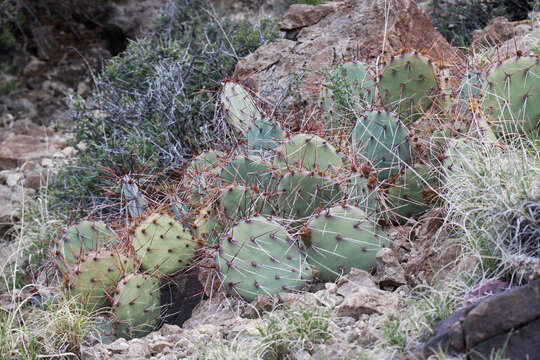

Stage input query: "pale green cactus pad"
[
  {"left": 379, "top": 52, "right": 438, "bottom": 122},
  {"left": 304, "top": 205, "right": 389, "bottom": 282},
  {"left": 483, "top": 56, "right": 540, "bottom": 137},
  {"left": 68, "top": 250, "right": 135, "bottom": 312},
  {"left": 217, "top": 216, "right": 312, "bottom": 301},
  {"left": 112, "top": 273, "right": 161, "bottom": 339},
  {"left": 132, "top": 213, "right": 199, "bottom": 275}
]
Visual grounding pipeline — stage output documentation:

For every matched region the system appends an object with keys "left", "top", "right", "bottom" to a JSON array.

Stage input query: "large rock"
[
  {"left": 472, "top": 16, "right": 515, "bottom": 48},
  {"left": 421, "top": 275, "right": 540, "bottom": 359},
  {"left": 235, "top": 0, "right": 462, "bottom": 109}
]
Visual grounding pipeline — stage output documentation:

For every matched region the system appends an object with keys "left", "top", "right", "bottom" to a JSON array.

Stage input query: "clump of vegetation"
[
  {"left": 428, "top": 0, "right": 534, "bottom": 46},
  {"left": 51, "top": 0, "right": 278, "bottom": 215}
]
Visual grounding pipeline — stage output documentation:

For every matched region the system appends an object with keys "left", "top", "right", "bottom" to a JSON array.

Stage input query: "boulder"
[
  {"left": 472, "top": 16, "right": 515, "bottom": 48},
  {"left": 235, "top": 0, "right": 462, "bottom": 109},
  {"left": 422, "top": 275, "right": 540, "bottom": 359}
]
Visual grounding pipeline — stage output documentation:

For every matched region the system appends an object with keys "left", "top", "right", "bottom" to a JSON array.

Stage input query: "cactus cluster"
[
  {"left": 56, "top": 209, "right": 201, "bottom": 340},
  {"left": 56, "top": 50, "right": 540, "bottom": 342}
]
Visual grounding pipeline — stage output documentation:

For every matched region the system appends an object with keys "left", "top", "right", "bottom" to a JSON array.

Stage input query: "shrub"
[
  {"left": 428, "top": 0, "right": 533, "bottom": 47},
  {"left": 51, "top": 0, "right": 278, "bottom": 215}
]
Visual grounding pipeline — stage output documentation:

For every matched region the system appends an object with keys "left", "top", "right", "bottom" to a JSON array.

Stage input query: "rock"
[
  {"left": 22, "top": 56, "right": 45, "bottom": 75},
  {"left": 472, "top": 16, "right": 515, "bottom": 48},
  {"left": 480, "top": 12, "right": 540, "bottom": 57},
  {"left": 375, "top": 248, "right": 406, "bottom": 289},
  {"left": 423, "top": 277, "right": 540, "bottom": 359},
  {"left": 337, "top": 268, "right": 378, "bottom": 298},
  {"left": 335, "top": 286, "right": 399, "bottom": 319},
  {"left": 125, "top": 339, "right": 151, "bottom": 358},
  {"left": 235, "top": 0, "right": 462, "bottom": 110},
  {"left": 0, "top": 134, "right": 66, "bottom": 170},
  {"left": 279, "top": 3, "right": 340, "bottom": 31},
  {"left": 106, "top": 0, "right": 167, "bottom": 40}
]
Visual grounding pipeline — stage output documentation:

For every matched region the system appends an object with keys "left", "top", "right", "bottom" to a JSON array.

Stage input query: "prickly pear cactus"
[
  {"left": 247, "top": 118, "right": 284, "bottom": 152},
  {"left": 132, "top": 213, "right": 199, "bottom": 275},
  {"left": 121, "top": 176, "right": 148, "bottom": 218},
  {"left": 220, "top": 155, "right": 277, "bottom": 191},
  {"left": 276, "top": 170, "right": 343, "bottom": 222},
  {"left": 345, "top": 173, "right": 378, "bottom": 214},
  {"left": 483, "top": 56, "right": 540, "bottom": 137},
  {"left": 386, "top": 164, "right": 437, "bottom": 224},
  {"left": 185, "top": 150, "right": 224, "bottom": 205},
  {"left": 276, "top": 134, "right": 343, "bottom": 172},
  {"left": 218, "top": 185, "right": 264, "bottom": 219},
  {"left": 112, "top": 273, "right": 161, "bottom": 339},
  {"left": 379, "top": 52, "right": 438, "bottom": 122},
  {"left": 304, "top": 205, "right": 389, "bottom": 282},
  {"left": 56, "top": 221, "right": 119, "bottom": 273},
  {"left": 459, "top": 68, "right": 483, "bottom": 99},
  {"left": 194, "top": 206, "right": 223, "bottom": 245},
  {"left": 221, "top": 82, "right": 262, "bottom": 135},
  {"left": 352, "top": 111, "right": 412, "bottom": 181},
  {"left": 68, "top": 250, "right": 134, "bottom": 311},
  {"left": 216, "top": 216, "right": 312, "bottom": 301}
]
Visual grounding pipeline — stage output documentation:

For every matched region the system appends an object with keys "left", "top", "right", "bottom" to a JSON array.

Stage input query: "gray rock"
[
  {"left": 375, "top": 248, "right": 407, "bottom": 289},
  {"left": 423, "top": 276, "right": 540, "bottom": 359}
]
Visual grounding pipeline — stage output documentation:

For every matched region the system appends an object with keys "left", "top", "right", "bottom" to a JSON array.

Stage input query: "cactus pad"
[
  {"left": 352, "top": 111, "right": 411, "bottom": 181},
  {"left": 247, "top": 118, "right": 285, "bottom": 152},
  {"left": 379, "top": 53, "right": 438, "bottom": 122},
  {"left": 387, "top": 164, "right": 437, "bottom": 223},
  {"left": 56, "top": 221, "right": 118, "bottom": 273},
  {"left": 121, "top": 176, "right": 148, "bottom": 218},
  {"left": 220, "top": 155, "right": 277, "bottom": 191},
  {"left": 221, "top": 82, "right": 262, "bottom": 135},
  {"left": 112, "top": 273, "right": 161, "bottom": 339},
  {"left": 132, "top": 213, "right": 199, "bottom": 275},
  {"left": 68, "top": 250, "right": 134, "bottom": 311},
  {"left": 194, "top": 206, "right": 223, "bottom": 246},
  {"left": 483, "top": 56, "right": 540, "bottom": 137},
  {"left": 276, "top": 134, "right": 343, "bottom": 172},
  {"left": 276, "top": 170, "right": 343, "bottom": 222},
  {"left": 217, "top": 216, "right": 312, "bottom": 301},
  {"left": 304, "top": 205, "right": 389, "bottom": 282}
]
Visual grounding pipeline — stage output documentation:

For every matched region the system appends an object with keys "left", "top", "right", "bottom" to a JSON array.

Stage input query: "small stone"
[
  {"left": 335, "top": 286, "right": 399, "bottom": 319},
  {"left": 107, "top": 339, "right": 129, "bottom": 353},
  {"left": 375, "top": 248, "right": 406, "bottom": 289},
  {"left": 337, "top": 268, "right": 377, "bottom": 298},
  {"left": 325, "top": 282, "right": 337, "bottom": 294},
  {"left": 125, "top": 339, "right": 150, "bottom": 358}
]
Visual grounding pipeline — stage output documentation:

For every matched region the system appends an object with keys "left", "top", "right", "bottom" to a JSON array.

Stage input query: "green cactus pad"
[
  {"left": 68, "top": 250, "right": 135, "bottom": 311},
  {"left": 379, "top": 52, "right": 438, "bottom": 122},
  {"left": 220, "top": 155, "right": 277, "bottom": 191},
  {"left": 133, "top": 213, "right": 199, "bottom": 275},
  {"left": 352, "top": 111, "right": 411, "bottom": 181},
  {"left": 387, "top": 164, "right": 437, "bottom": 224},
  {"left": 276, "top": 134, "right": 343, "bottom": 172},
  {"left": 345, "top": 173, "right": 378, "bottom": 214},
  {"left": 276, "top": 170, "right": 343, "bottom": 222},
  {"left": 121, "top": 176, "right": 148, "bottom": 218},
  {"left": 112, "top": 273, "right": 161, "bottom": 339},
  {"left": 185, "top": 150, "right": 224, "bottom": 205},
  {"left": 218, "top": 185, "right": 265, "bottom": 219},
  {"left": 247, "top": 118, "right": 285, "bottom": 152},
  {"left": 304, "top": 205, "right": 389, "bottom": 282},
  {"left": 194, "top": 206, "right": 223, "bottom": 246},
  {"left": 217, "top": 217, "right": 312, "bottom": 301},
  {"left": 221, "top": 82, "right": 262, "bottom": 135},
  {"left": 483, "top": 56, "right": 540, "bottom": 137},
  {"left": 459, "top": 68, "right": 483, "bottom": 99},
  {"left": 56, "top": 221, "right": 119, "bottom": 273}
]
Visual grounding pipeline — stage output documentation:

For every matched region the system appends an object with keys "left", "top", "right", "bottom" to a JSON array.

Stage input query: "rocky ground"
[{"left": 1, "top": 0, "right": 539, "bottom": 359}]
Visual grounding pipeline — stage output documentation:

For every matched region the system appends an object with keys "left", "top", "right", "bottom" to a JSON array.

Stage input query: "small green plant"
[
  {"left": 258, "top": 307, "right": 332, "bottom": 359},
  {"left": 382, "top": 317, "right": 408, "bottom": 353}
]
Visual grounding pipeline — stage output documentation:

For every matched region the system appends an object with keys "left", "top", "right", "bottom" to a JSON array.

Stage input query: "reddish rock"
[
  {"left": 235, "top": 0, "right": 463, "bottom": 109},
  {"left": 472, "top": 16, "right": 515, "bottom": 48}
]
